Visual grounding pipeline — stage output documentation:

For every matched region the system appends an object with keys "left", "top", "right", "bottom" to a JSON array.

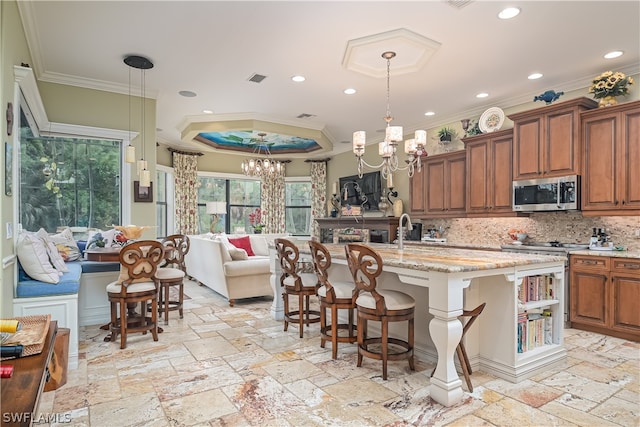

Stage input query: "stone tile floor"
[{"left": 39, "top": 279, "right": 639, "bottom": 426}]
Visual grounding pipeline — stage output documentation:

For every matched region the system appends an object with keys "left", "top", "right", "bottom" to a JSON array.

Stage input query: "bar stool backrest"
[
  {"left": 344, "top": 243, "right": 387, "bottom": 314},
  {"left": 161, "top": 234, "right": 190, "bottom": 272},
  {"left": 275, "top": 238, "right": 302, "bottom": 290},
  {"left": 119, "top": 240, "right": 164, "bottom": 287}
]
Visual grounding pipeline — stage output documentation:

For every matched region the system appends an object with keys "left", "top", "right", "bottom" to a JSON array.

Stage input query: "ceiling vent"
[
  {"left": 248, "top": 73, "right": 267, "bottom": 83},
  {"left": 445, "top": 0, "right": 473, "bottom": 9},
  {"left": 296, "top": 113, "right": 316, "bottom": 119}
]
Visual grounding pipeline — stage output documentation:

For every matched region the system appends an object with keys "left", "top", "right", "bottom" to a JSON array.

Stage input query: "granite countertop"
[
  {"left": 298, "top": 243, "right": 566, "bottom": 274},
  {"left": 569, "top": 249, "right": 640, "bottom": 259}
]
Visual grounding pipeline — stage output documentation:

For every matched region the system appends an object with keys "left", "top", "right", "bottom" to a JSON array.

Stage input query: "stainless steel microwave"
[{"left": 513, "top": 175, "right": 580, "bottom": 212}]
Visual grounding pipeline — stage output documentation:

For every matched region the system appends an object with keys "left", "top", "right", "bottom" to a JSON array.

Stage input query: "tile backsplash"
[{"left": 418, "top": 213, "right": 640, "bottom": 251}]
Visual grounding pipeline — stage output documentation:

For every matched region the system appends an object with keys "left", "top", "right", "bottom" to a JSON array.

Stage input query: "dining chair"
[
  {"left": 106, "top": 240, "right": 164, "bottom": 349},
  {"left": 156, "top": 234, "right": 190, "bottom": 324},
  {"left": 345, "top": 243, "right": 415, "bottom": 380},
  {"left": 308, "top": 240, "right": 357, "bottom": 358},
  {"left": 275, "top": 238, "right": 320, "bottom": 338}
]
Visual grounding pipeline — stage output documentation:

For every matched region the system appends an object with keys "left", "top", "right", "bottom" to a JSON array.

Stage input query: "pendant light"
[{"left": 124, "top": 55, "right": 153, "bottom": 187}]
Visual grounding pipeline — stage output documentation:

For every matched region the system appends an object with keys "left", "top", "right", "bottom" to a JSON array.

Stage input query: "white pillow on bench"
[{"left": 16, "top": 231, "right": 60, "bottom": 284}]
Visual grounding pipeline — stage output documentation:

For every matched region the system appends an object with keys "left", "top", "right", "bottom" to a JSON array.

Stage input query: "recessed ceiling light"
[
  {"left": 202, "top": 109, "right": 213, "bottom": 114},
  {"left": 178, "top": 90, "right": 197, "bottom": 97},
  {"left": 291, "top": 75, "right": 306, "bottom": 82},
  {"left": 344, "top": 88, "right": 356, "bottom": 95},
  {"left": 476, "top": 92, "right": 489, "bottom": 98},
  {"left": 528, "top": 73, "right": 543, "bottom": 80},
  {"left": 424, "top": 111, "right": 435, "bottom": 116},
  {"left": 498, "top": 7, "right": 520, "bottom": 19},
  {"left": 604, "top": 51, "right": 623, "bottom": 59}
]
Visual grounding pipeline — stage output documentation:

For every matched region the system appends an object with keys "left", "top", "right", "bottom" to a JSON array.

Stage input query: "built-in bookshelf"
[
  {"left": 517, "top": 274, "right": 559, "bottom": 353},
  {"left": 476, "top": 264, "right": 565, "bottom": 382}
]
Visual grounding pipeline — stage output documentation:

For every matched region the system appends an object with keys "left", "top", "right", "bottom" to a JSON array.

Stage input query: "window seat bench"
[{"left": 12, "top": 260, "right": 120, "bottom": 370}]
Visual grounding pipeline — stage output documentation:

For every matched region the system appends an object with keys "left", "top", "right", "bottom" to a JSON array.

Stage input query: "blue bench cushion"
[{"left": 17, "top": 262, "right": 82, "bottom": 297}]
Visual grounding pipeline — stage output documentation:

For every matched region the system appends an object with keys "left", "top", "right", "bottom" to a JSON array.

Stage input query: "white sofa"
[{"left": 185, "top": 233, "right": 288, "bottom": 306}]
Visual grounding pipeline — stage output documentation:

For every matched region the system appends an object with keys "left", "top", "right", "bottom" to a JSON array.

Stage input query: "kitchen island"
[{"left": 269, "top": 242, "right": 567, "bottom": 407}]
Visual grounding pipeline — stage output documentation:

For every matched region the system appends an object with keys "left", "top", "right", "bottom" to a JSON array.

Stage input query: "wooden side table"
[
  {"left": 85, "top": 248, "right": 120, "bottom": 262},
  {"left": 1, "top": 321, "right": 58, "bottom": 427}
]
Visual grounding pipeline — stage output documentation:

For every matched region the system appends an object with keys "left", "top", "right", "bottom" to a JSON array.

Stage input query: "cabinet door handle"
[
  {"left": 581, "top": 260, "right": 598, "bottom": 265},
  {"left": 622, "top": 200, "right": 626, "bottom": 205},
  {"left": 615, "top": 200, "right": 619, "bottom": 205}
]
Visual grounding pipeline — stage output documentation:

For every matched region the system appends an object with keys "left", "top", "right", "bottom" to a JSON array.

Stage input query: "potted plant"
[
  {"left": 249, "top": 208, "right": 265, "bottom": 233},
  {"left": 437, "top": 126, "right": 456, "bottom": 143}
]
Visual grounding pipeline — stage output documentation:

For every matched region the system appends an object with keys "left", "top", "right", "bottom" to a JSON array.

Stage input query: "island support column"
[
  {"left": 428, "top": 276, "right": 470, "bottom": 406},
  {"left": 269, "top": 247, "right": 284, "bottom": 320}
]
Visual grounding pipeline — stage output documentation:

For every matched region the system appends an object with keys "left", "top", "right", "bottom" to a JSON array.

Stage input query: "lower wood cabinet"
[{"left": 570, "top": 255, "right": 640, "bottom": 341}]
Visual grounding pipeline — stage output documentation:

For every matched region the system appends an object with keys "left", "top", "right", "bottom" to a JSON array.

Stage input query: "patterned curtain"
[
  {"left": 309, "top": 162, "right": 327, "bottom": 239},
  {"left": 260, "top": 169, "right": 286, "bottom": 234},
  {"left": 173, "top": 152, "right": 199, "bottom": 235}
]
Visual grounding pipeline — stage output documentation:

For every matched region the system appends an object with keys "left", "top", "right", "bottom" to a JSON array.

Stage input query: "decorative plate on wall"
[{"left": 479, "top": 107, "right": 505, "bottom": 133}]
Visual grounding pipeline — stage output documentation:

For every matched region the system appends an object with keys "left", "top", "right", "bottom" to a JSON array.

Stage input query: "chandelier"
[
  {"left": 352, "top": 51, "right": 427, "bottom": 183},
  {"left": 240, "top": 132, "right": 285, "bottom": 177}
]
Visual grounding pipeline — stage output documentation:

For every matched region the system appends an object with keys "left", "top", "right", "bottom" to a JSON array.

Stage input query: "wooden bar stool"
[
  {"left": 308, "top": 240, "right": 357, "bottom": 359},
  {"left": 345, "top": 243, "right": 415, "bottom": 380},
  {"left": 431, "top": 302, "right": 486, "bottom": 392},
  {"left": 106, "top": 240, "right": 164, "bottom": 349},
  {"left": 156, "top": 234, "right": 190, "bottom": 324},
  {"left": 275, "top": 238, "right": 320, "bottom": 338}
]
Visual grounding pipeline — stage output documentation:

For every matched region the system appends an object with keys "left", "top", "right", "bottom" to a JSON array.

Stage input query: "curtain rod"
[
  {"left": 167, "top": 147, "right": 204, "bottom": 156},
  {"left": 304, "top": 158, "right": 331, "bottom": 163}
]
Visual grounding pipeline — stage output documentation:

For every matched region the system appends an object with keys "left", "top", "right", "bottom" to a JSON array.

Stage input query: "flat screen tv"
[{"left": 339, "top": 171, "right": 382, "bottom": 211}]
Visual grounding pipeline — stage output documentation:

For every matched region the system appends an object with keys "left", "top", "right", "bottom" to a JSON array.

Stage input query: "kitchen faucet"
[{"left": 398, "top": 213, "right": 412, "bottom": 250}]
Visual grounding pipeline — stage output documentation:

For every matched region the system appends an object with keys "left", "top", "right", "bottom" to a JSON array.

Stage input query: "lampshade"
[
  {"left": 206, "top": 202, "right": 227, "bottom": 215},
  {"left": 139, "top": 169, "right": 151, "bottom": 187},
  {"left": 125, "top": 145, "right": 135, "bottom": 163}
]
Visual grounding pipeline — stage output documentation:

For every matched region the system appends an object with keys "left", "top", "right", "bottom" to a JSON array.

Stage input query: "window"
[
  {"left": 285, "top": 180, "right": 312, "bottom": 235},
  {"left": 196, "top": 175, "right": 261, "bottom": 234},
  {"left": 195, "top": 174, "right": 311, "bottom": 235},
  {"left": 18, "top": 106, "right": 123, "bottom": 233},
  {"left": 156, "top": 167, "right": 174, "bottom": 238}
]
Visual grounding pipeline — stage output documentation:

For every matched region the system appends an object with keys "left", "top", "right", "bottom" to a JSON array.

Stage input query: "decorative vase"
[
  {"left": 254, "top": 229, "right": 262, "bottom": 234},
  {"left": 598, "top": 96, "right": 618, "bottom": 108}
]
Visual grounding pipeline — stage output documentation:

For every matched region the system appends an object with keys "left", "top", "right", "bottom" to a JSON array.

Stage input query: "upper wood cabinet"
[
  {"left": 463, "top": 128, "right": 514, "bottom": 216},
  {"left": 409, "top": 161, "right": 427, "bottom": 215},
  {"left": 509, "top": 97, "right": 598, "bottom": 180},
  {"left": 423, "top": 151, "right": 466, "bottom": 217},
  {"left": 581, "top": 100, "right": 640, "bottom": 215}
]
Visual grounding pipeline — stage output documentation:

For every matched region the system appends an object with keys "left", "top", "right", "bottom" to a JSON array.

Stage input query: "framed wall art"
[{"left": 133, "top": 180, "right": 153, "bottom": 202}]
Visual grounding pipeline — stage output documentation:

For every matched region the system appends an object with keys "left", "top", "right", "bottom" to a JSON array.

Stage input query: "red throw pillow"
[{"left": 228, "top": 236, "right": 255, "bottom": 257}]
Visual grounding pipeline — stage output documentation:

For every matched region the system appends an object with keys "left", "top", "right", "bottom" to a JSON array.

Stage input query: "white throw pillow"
[
  {"left": 17, "top": 231, "right": 60, "bottom": 284},
  {"left": 229, "top": 247, "right": 249, "bottom": 260},
  {"left": 249, "top": 235, "right": 268, "bottom": 256},
  {"left": 36, "top": 228, "right": 68, "bottom": 273},
  {"left": 50, "top": 227, "right": 81, "bottom": 261}
]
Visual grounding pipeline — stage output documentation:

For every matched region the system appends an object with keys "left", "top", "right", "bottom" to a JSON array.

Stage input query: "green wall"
[{"left": 0, "top": 0, "right": 33, "bottom": 317}]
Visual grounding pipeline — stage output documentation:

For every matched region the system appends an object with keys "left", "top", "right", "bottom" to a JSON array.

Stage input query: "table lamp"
[{"left": 206, "top": 202, "right": 227, "bottom": 233}]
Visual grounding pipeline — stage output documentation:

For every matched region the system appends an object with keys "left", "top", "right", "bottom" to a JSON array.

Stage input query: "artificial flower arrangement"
[
  {"left": 589, "top": 71, "right": 634, "bottom": 106},
  {"left": 248, "top": 208, "right": 266, "bottom": 232}
]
